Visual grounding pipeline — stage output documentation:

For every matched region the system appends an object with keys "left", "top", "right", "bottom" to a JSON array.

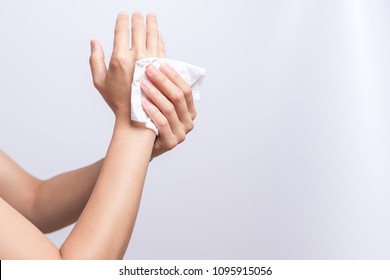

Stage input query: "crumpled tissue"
[{"left": 131, "top": 57, "right": 206, "bottom": 134}]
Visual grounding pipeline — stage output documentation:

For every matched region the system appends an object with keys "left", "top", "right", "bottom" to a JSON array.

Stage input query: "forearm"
[
  {"left": 30, "top": 159, "right": 103, "bottom": 233},
  {"left": 59, "top": 121, "right": 155, "bottom": 259}
]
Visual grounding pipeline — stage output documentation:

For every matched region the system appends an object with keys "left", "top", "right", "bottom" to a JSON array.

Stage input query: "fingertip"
[
  {"left": 132, "top": 11, "right": 143, "bottom": 18},
  {"left": 146, "top": 64, "right": 159, "bottom": 77},
  {"left": 118, "top": 11, "right": 128, "bottom": 17},
  {"left": 160, "top": 63, "right": 172, "bottom": 73}
]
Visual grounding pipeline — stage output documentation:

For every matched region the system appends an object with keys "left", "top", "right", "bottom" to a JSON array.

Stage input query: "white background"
[{"left": 0, "top": 0, "right": 389, "bottom": 259}]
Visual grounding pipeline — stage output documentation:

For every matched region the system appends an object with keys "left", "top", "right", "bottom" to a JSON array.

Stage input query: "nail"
[
  {"left": 133, "top": 11, "right": 142, "bottom": 16},
  {"left": 90, "top": 40, "right": 95, "bottom": 51},
  {"left": 147, "top": 12, "right": 156, "bottom": 17},
  {"left": 141, "top": 79, "right": 152, "bottom": 89},
  {"left": 160, "top": 63, "right": 171, "bottom": 73},
  {"left": 146, "top": 64, "right": 158, "bottom": 76},
  {"left": 118, "top": 11, "right": 128, "bottom": 16}
]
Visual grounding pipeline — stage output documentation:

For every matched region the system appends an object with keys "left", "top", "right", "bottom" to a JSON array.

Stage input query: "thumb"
[{"left": 89, "top": 40, "right": 107, "bottom": 91}]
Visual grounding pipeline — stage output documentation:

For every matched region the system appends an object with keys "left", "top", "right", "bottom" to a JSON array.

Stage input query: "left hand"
[
  {"left": 89, "top": 12, "right": 165, "bottom": 123},
  {"left": 90, "top": 12, "right": 197, "bottom": 158}
]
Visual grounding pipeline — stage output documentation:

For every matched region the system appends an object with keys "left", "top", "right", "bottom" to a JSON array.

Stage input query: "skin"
[{"left": 0, "top": 12, "right": 196, "bottom": 259}]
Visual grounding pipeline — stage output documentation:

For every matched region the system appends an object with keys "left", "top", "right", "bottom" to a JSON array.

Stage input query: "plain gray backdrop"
[{"left": 1, "top": 0, "right": 389, "bottom": 259}]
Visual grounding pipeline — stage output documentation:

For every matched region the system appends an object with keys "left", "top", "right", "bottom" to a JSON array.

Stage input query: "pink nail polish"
[
  {"left": 160, "top": 63, "right": 171, "bottom": 73},
  {"left": 146, "top": 64, "right": 158, "bottom": 76}
]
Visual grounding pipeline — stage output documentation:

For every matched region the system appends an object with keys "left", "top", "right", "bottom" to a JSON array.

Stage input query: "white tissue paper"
[{"left": 131, "top": 57, "right": 206, "bottom": 134}]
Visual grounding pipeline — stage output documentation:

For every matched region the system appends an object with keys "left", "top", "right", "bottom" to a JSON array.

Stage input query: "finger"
[
  {"left": 113, "top": 12, "right": 129, "bottom": 54},
  {"left": 160, "top": 63, "right": 196, "bottom": 119},
  {"left": 142, "top": 98, "right": 176, "bottom": 145},
  {"left": 141, "top": 79, "right": 186, "bottom": 138},
  {"left": 145, "top": 64, "right": 191, "bottom": 123},
  {"left": 89, "top": 40, "right": 107, "bottom": 90},
  {"left": 146, "top": 12, "right": 159, "bottom": 55},
  {"left": 131, "top": 12, "right": 146, "bottom": 51},
  {"left": 158, "top": 32, "right": 167, "bottom": 58}
]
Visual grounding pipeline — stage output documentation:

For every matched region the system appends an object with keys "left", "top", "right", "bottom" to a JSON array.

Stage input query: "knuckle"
[
  {"left": 177, "top": 132, "right": 186, "bottom": 143},
  {"left": 186, "top": 121, "right": 195, "bottom": 132},
  {"left": 182, "top": 84, "right": 192, "bottom": 97},
  {"left": 171, "top": 90, "right": 184, "bottom": 104},
  {"left": 93, "top": 79, "right": 102, "bottom": 90},
  {"left": 157, "top": 118, "right": 169, "bottom": 129},
  {"left": 191, "top": 111, "right": 197, "bottom": 120},
  {"left": 164, "top": 103, "right": 175, "bottom": 116},
  {"left": 166, "top": 140, "right": 177, "bottom": 150},
  {"left": 110, "top": 54, "right": 127, "bottom": 70}
]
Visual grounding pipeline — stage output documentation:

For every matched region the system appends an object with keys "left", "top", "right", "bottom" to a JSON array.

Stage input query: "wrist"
[{"left": 113, "top": 118, "right": 155, "bottom": 145}]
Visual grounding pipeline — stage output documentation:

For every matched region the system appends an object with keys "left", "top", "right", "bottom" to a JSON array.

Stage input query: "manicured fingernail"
[
  {"left": 90, "top": 40, "right": 95, "bottom": 51},
  {"left": 146, "top": 64, "right": 158, "bottom": 76},
  {"left": 147, "top": 12, "right": 155, "bottom": 17},
  {"left": 133, "top": 11, "right": 142, "bottom": 16},
  {"left": 118, "top": 11, "right": 128, "bottom": 16},
  {"left": 160, "top": 63, "right": 171, "bottom": 73},
  {"left": 141, "top": 79, "right": 152, "bottom": 89}
]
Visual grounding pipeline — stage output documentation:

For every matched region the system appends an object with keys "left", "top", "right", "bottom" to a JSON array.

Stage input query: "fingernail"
[
  {"left": 141, "top": 79, "right": 152, "bottom": 89},
  {"left": 147, "top": 12, "right": 155, "bottom": 17},
  {"left": 118, "top": 11, "right": 128, "bottom": 16},
  {"left": 160, "top": 63, "right": 171, "bottom": 73},
  {"left": 146, "top": 64, "right": 158, "bottom": 76},
  {"left": 90, "top": 40, "right": 95, "bottom": 51},
  {"left": 133, "top": 11, "right": 142, "bottom": 16}
]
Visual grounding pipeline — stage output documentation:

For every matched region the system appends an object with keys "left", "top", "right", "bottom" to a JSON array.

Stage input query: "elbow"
[
  {"left": 28, "top": 178, "right": 51, "bottom": 233},
  {"left": 26, "top": 178, "right": 43, "bottom": 218}
]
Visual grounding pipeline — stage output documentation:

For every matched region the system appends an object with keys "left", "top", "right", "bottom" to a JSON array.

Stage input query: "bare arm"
[
  {"left": 1, "top": 12, "right": 157, "bottom": 259},
  {"left": 0, "top": 13, "right": 197, "bottom": 234},
  {"left": 61, "top": 122, "right": 154, "bottom": 259},
  {"left": 0, "top": 12, "right": 197, "bottom": 259},
  {"left": 0, "top": 151, "right": 103, "bottom": 233},
  {"left": 31, "top": 159, "right": 103, "bottom": 233},
  {"left": 0, "top": 123, "right": 154, "bottom": 259}
]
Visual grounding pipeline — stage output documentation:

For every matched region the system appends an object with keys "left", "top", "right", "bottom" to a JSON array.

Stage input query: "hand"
[
  {"left": 89, "top": 12, "right": 165, "bottom": 123},
  {"left": 141, "top": 63, "right": 197, "bottom": 159},
  {"left": 90, "top": 12, "right": 197, "bottom": 158}
]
